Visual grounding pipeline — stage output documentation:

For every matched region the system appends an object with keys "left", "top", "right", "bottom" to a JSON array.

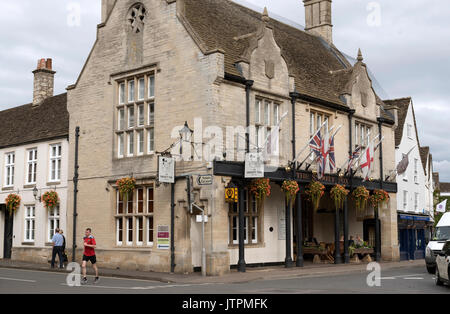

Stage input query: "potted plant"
[
  {"left": 369, "top": 189, "right": 390, "bottom": 209},
  {"left": 116, "top": 177, "right": 136, "bottom": 202},
  {"left": 352, "top": 186, "right": 370, "bottom": 216},
  {"left": 305, "top": 181, "right": 325, "bottom": 211},
  {"left": 249, "top": 178, "right": 271, "bottom": 210},
  {"left": 330, "top": 184, "right": 349, "bottom": 210},
  {"left": 42, "top": 190, "right": 59, "bottom": 210},
  {"left": 5, "top": 194, "right": 21, "bottom": 215},
  {"left": 281, "top": 180, "right": 299, "bottom": 206}
]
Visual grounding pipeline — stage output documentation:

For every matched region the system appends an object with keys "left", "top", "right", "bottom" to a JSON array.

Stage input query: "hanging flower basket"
[
  {"left": 42, "top": 191, "right": 59, "bottom": 210},
  {"left": 305, "top": 181, "right": 325, "bottom": 212},
  {"left": 281, "top": 180, "right": 299, "bottom": 205},
  {"left": 116, "top": 177, "right": 136, "bottom": 202},
  {"left": 330, "top": 184, "right": 349, "bottom": 210},
  {"left": 369, "top": 189, "right": 390, "bottom": 209},
  {"left": 249, "top": 178, "right": 271, "bottom": 210},
  {"left": 5, "top": 194, "right": 21, "bottom": 215},
  {"left": 352, "top": 186, "right": 370, "bottom": 216}
]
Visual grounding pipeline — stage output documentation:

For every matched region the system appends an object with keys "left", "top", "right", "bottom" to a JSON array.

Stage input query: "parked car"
[
  {"left": 426, "top": 212, "right": 450, "bottom": 274},
  {"left": 435, "top": 240, "right": 450, "bottom": 286}
]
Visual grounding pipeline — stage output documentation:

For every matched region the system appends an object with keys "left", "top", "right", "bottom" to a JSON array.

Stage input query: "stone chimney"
[
  {"left": 32, "top": 58, "right": 55, "bottom": 106},
  {"left": 303, "top": 0, "right": 333, "bottom": 44},
  {"left": 101, "top": 0, "right": 115, "bottom": 23}
]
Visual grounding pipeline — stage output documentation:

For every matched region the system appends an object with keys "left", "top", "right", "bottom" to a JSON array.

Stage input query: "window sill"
[
  {"left": 45, "top": 242, "right": 54, "bottom": 247},
  {"left": 2, "top": 187, "right": 14, "bottom": 191},
  {"left": 228, "top": 243, "right": 265, "bottom": 249},
  {"left": 23, "top": 184, "right": 36, "bottom": 189},
  {"left": 47, "top": 181, "right": 61, "bottom": 186},
  {"left": 22, "top": 242, "right": 35, "bottom": 246}
]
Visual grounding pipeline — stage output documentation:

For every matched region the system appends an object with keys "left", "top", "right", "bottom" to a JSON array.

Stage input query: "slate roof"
[
  {"left": 419, "top": 146, "right": 430, "bottom": 175},
  {"left": 0, "top": 93, "right": 69, "bottom": 149},
  {"left": 182, "top": 0, "right": 388, "bottom": 111},
  {"left": 383, "top": 97, "right": 413, "bottom": 146}
]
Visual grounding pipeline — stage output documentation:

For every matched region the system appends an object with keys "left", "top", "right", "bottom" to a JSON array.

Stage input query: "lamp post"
[
  {"left": 179, "top": 121, "right": 193, "bottom": 160},
  {"left": 33, "top": 187, "right": 41, "bottom": 202}
]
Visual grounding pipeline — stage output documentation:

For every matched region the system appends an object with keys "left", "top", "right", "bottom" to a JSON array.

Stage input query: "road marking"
[
  {"left": 403, "top": 277, "right": 424, "bottom": 280},
  {"left": 0, "top": 276, "right": 36, "bottom": 283},
  {"left": 60, "top": 282, "right": 220, "bottom": 290}
]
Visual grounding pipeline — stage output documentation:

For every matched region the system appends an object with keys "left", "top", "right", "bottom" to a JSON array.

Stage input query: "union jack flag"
[
  {"left": 328, "top": 135, "right": 336, "bottom": 172},
  {"left": 347, "top": 145, "right": 361, "bottom": 173},
  {"left": 309, "top": 130, "right": 322, "bottom": 159}
]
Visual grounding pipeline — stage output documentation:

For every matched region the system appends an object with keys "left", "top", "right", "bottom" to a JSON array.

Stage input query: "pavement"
[{"left": 0, "top": 258, "right": 426, "bottom": 284}]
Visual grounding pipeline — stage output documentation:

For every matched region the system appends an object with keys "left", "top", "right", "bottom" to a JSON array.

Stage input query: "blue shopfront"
[{"left": 398, "top": 214, "right": 433, "bottom": 261}]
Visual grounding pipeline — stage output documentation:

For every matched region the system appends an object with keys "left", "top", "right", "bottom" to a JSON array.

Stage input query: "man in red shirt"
[{"left": 81, "top": 228, "right": 99, "bottom": 284}]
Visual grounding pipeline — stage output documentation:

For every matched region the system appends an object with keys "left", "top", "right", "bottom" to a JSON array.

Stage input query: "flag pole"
[{"left": 293, "top": 120, "right": 328, "bottom": 163}]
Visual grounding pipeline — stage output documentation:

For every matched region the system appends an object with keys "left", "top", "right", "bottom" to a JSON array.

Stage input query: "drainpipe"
[
  {"left": 245, "top": 80, "right": 254, "bottom": 153},
  {"left": 344, "top": 110, "right": 355, "bottom": 264},
  {"left": 72, "top": 126, "right": 80, "bottom": 262},
  {"left": 375, "top": 118, "right": 384, "bottom": 262},
  {"left": 170, "top": 182, "right": 176, "bottom": 273}
]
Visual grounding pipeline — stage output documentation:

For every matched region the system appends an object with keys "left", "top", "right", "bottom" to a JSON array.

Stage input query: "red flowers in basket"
[
  {"left": 42, "top": 191, "right": 59, "bottom": 210},
  {"left": 5, "top": 194, "right": 21, "bottom": 214}
]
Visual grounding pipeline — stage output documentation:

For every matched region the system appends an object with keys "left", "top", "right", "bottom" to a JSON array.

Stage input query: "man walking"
[
  {"left": 51, "top": 228, "right": 64, "bottom": 269},
  {"left": 81, "top": 228, "right": 99, "bottom": 284}
]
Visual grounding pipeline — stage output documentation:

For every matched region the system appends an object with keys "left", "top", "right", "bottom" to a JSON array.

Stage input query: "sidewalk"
[{"left": 0, "top": 258, "right": 424, "bottom": 284}]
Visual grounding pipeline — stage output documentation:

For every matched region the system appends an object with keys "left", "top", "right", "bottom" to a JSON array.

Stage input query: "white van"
[{"left": 426, "top": 212, "right": 450, "bottom": 274}]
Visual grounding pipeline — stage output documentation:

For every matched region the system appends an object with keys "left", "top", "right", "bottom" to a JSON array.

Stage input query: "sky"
[{"left": 0, "top": 0, "right": 449, "bottom": 181}]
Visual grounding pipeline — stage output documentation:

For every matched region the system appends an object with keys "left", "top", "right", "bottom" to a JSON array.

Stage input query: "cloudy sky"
[{"left": 1, "top": 0, "right": 449, "bottom": 180}]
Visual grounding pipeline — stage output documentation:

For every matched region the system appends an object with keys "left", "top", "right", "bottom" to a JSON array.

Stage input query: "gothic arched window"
[{"left": 127, "top": 3, "right": 146, "bottom": 34}]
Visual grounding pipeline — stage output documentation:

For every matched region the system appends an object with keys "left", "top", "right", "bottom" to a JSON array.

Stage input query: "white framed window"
[
  {"left": 126, "top": 217, "right": 133, "bottom": 245},
  {"left": 48, "top": 206, "right": 60, "bottom": 242},
  {"left": 127, "top": 132, "right": 134, "bottom": 157},
  {"left": 5, "top": 152, "right": 15, "bottom": 187},
  {"left": 414, "top": 193, "right": 419, "bottom": 212},
  {"left": 49, "top": 144, "right": 62, "bottom": 182},
  {"left": 136, "top": 217, "right": 144, "bottom": 245},
  {"left": 148, "top": 128, "right": 154, "bottom": 153},
  {"left": 138, "top": 77, "right": 145, "bottom": 101},
  {"left": 414, "top": 158, "right": 419, "bottom": 184},
  {"left": 228, "top": 191, "right": 260, "bottom": 245},
  {"left": 137, "top": 104, "right": 144, "bottom": 127},
  {"left": 137, "top": 130, "right": 144, "bottom": 155},
  {"left": 119, "top": 82, "right": 125, "bottom": 104},
  {"left": 147, "top": 216, "right": 154, "bottom": 246},
  {"left": 24, "top": 206, "right": 35, "bottom": 242},
  {"left": 116, "top": 218, "right": 123, "bottom": 245},
  {"left": 148, "top": 75, "right": 155, "bottom": 98},
  {"left": 273, "top": 103, "right": 280, "bottom": 125},
  {"left": 264, "top": 100, "right": 270, "bottom": 125},
  {"left": 355, "top": 122, "right": 371, "bottom": 148},
  {"left": 128, "top": 80, "right": 135, "bottom": 103},
  {"left": 403, "top": 190, "right": 408, "bottom": 211},
  {"left": 118, "top": 108, "right": 125, "bottom": 130},
  {"left": 128, "top": 106, "right": 135, "bottom": 128},
  {"left": 26, "top": 149, "right": 37, "bottom": 184},
  {"left": 407, "top": 124, "right": 413, "bottom": 139},
  {"left": 118, "top": 133, "right": 124, "bottom": 158}
]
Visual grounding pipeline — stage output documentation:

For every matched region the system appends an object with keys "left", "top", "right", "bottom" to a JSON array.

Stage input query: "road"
[{"left": 0, "top": 264, "right": 449, "bottom": 294}]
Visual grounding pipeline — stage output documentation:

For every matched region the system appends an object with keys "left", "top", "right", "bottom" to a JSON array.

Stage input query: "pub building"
[{"left": 64, "top": 0, "right": 401, "bottom": 276}]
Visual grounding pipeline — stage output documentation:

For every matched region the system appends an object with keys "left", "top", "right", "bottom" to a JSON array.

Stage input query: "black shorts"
[{"left": 82, "top": 255, "right": 97, "bottom": 264}]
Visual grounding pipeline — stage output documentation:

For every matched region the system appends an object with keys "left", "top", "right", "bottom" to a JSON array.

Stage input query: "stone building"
[
  {"left": 0, "top": 59, "right": 69, "bottom": 262},
  {"left": 65, "top": 0, "right": 400, "bottom": 275}
]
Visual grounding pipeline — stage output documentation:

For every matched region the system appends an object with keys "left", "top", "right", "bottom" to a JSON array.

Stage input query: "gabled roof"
[
  {"left": 0, "top": 93, "right": 69, "bottom": 149},
  {"left": 182, "top": 0, "right": 386, "bottom": 109},
  {"left": 383, "top": 97, "right": 414, "bottom": 146}
]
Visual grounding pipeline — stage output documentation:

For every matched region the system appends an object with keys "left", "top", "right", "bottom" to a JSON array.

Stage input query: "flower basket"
[
  {"left": 249, "top": 178, "right": 271, "bottom": 210},
  {"left": 330, "top": 184, "right": 349, "bottom": 210},
  {"left": 5, "top": 194, "right": 21, "bottom": 215},
  {"left": 116, "top": 177, "right": 136, "bottom": 202},
  {"left": 305, "top": 181, "right": 325, "bottom": 212},
  {"left": 352, "top": 186, "right": 370, "bottom": 216},
  {"left": 369, "top": 189, "right": 390, "bottom": 209},
  {"left": 281, "top": 180, "right": 299, "bottom": 205},
  {"left": 42, "top": 191, "right": 59, "bottom": 210}
]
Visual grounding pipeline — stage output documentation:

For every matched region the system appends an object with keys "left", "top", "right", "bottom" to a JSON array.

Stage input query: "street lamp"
[{"left": 179, "top": 121, "right": 193, "bottom": 159}]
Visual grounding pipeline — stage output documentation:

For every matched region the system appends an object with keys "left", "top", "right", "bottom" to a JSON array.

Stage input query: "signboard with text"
[
  {"left": 158, "top": 156, "right": 175, "bottom": 184},
  {"left": 245, "top": 152, "right": 264, "bottom": 178},
  {"left": 157, "top": 225, "right": 170, "bottom": 250}
]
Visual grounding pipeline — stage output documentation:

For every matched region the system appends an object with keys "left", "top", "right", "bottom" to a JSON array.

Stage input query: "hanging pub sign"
[
  {"left": 158, "top": 156, "right": 175, "bottom": 184},
  {"left": 245, "top": 152, "right": 264, "bottom": 178},
  {"left": 225, "top": 187, "right": 238, "bottom": 203}
]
